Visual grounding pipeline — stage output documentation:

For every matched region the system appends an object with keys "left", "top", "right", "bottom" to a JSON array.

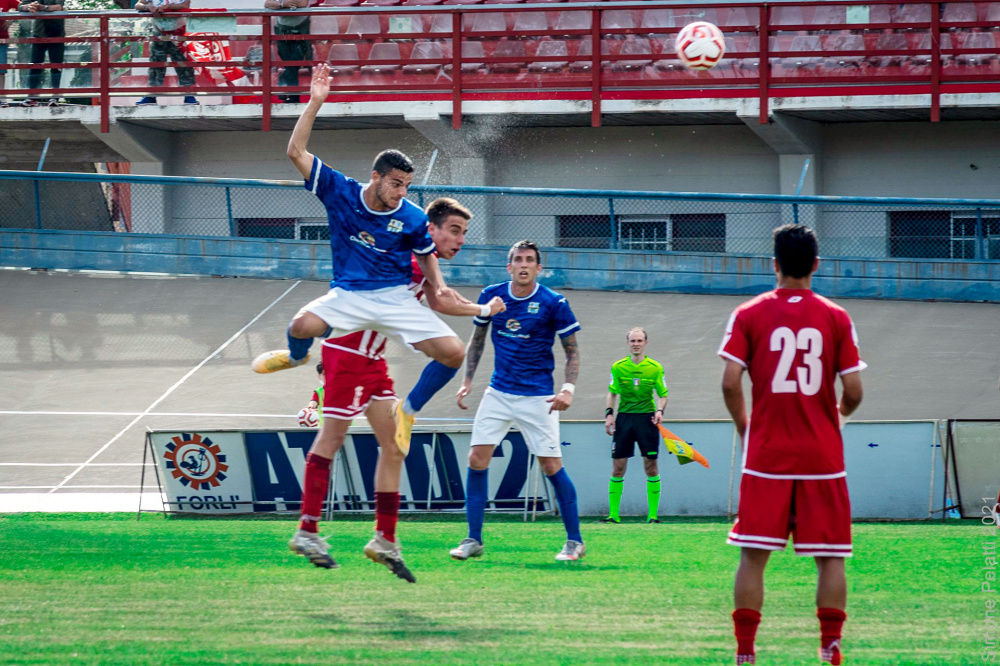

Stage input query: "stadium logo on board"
[
  {"left": 527, "top": 302, "right": 539, "bottom": 314},
  {"left": 163, "top": 433, "right": 229, "bottom": 490},
  {"left": 506, "top": 319, "right": 521, "bottom": 332},
  {"left": 387, "top": 218, "right": 403, "bottom": 233}
]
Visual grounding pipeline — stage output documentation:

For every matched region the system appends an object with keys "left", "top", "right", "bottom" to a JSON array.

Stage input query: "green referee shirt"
[{"left": 608, "top": 356, "right": 669, "bottom": 414}]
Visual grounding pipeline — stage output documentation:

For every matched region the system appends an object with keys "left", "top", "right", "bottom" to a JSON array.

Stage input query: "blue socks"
[
  {"left": 404, "top": 360, "right": 459, "bottom": 414},
  {"left": 466, "top": 467, "right": 489, "bottom": 543},
  {"left": 287, "top": 328, "right": 313, "bottom": 361},
  {"left": 548, "top": 468, "right": 582, "bottom": 543}
]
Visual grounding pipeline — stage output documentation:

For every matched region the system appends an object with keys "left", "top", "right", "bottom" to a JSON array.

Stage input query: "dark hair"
[
  {"left": 773, "top": 224, "right": 818, "bottom": 278},
  {"left": 372, "top": 149, "right": 414, "bottom": 176},
  {"left": 507, "top": 239, "right": 541, "bottom": 265},
  {"left": 316, "top": 362, "right": 324, "bottom": 375},
  {"left": 426, "top": 197, "right": 472, "bottom": 226}
]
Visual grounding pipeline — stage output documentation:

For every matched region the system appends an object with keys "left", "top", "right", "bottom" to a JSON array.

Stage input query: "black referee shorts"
[{"left": 611, "top": 412, "right": 659, "bottom": 459}]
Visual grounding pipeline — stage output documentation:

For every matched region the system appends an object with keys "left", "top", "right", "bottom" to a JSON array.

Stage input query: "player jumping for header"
[
  {"left": 450, "top": 240, "right": 585, "bottom": 562},
  {"left": 288, "top": 197, "right": 480, "bottom": 583},
  {"left": 719, "top": 224, "right": 865, "bottom": 666},
  {"left": 252, "top": 64, "right": 505, "bottom": 456}
]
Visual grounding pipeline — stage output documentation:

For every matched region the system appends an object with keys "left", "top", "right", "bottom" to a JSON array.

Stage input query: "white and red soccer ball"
[
  {"left": 675, "top": 21, "right": 726, "bottom": 70},
  {"left": 297, "top": 408, "right": 319, "bottom": 428}
]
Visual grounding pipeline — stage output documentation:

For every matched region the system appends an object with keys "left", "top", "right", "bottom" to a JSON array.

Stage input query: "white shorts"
[
  {"left": 470, "top": 387, "right": 562, "bottom": 458},
  {"left": 303, "top": 284, "right": 456, "bottom": 348}
]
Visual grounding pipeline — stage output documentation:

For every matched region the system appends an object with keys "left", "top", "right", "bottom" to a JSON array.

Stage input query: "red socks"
[
  {"left": 375, "top": 491, "right": 401, "bottom": 543},
  {"left": 298, "top": 453, "right": 332, "bottom": 533},
  {"left": 817, "top": 608, "right": 846, "bottom": 665},
  {"left": 733, "top": 608, "right": 761, "bottom": 664}
]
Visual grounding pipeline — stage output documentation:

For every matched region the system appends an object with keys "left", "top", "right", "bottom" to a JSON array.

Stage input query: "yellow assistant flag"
[{"left": 656, "top": 424, "right": 710, "bottom": 469}]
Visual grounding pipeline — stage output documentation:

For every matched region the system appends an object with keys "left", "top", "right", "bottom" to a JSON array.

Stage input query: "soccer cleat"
[
  {"left": 598, "top": 517, "right": 620, "bottom": 524},
  {"left": 647, "top": 518, "right": 661, "bottom": 524},
  {"left": 135, "top": 96, "right": 157, "bottom": 105},
  {"left": 364, "top": 534, "right": 416, "bottom": 583},
  {"left": 449, "top": 538, "right": 484, "bottom": 560},
  {"left": 393, "top": 400, "right": 415, "bottom": 455},
  {"left": 252, "top": 349, "right": 311, "bottom": 374},
  {"left": 555, "top": 539, "right": 586, "bottom": 561},
  {"left": 288, "top": 529, "right": 338, "bottom": 569},
  {"left": 820, "top": 640, "right": 843, "bottom": 666},
  {"left": 183, "top": 96, "right": 199, "bottom": 105}
]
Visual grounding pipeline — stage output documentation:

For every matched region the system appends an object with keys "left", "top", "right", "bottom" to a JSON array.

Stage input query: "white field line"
[
  {"left": 46, "top": 280, "right": 303, "bottom": 494},
  {"left": 0, "top": 411, "right": 296, "bottom": 417}
]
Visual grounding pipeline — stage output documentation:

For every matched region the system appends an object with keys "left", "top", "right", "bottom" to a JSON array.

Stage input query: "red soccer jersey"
[
  {"left": 718, "top": 288, "right": 866, "bottom": 478},
  {"left": 0, "top": 0, "right": 20, "bottom": 40},
  {"left": 408, "top": 252, "right": 429, "bottom": 301}
]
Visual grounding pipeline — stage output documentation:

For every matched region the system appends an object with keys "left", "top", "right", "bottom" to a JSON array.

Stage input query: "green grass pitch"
[{"left": 0, "top": 514, "right": 981, "bottom": 665}]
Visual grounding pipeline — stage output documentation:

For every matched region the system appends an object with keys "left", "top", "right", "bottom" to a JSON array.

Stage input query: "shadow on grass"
[{"left": 307, "top": 608, "right": 512, "bottom": 643}]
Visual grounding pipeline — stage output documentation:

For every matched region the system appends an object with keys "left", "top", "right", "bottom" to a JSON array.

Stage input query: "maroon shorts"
[
  {"left": 321, "top": 345, "right": 395, "bottom": 421},
  {"left": 727, "top": 473, "right": 852, "bottom": 557}
]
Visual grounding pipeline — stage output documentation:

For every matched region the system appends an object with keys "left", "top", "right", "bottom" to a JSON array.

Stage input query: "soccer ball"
[
  {"left": 675, "top": 21, "right": 726, "bottom": 70},
  {"left": 297, "top": 408, "right": 319, "bottom": 428}
]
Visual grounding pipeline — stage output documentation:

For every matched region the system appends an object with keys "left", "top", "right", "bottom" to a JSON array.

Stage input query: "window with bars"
[{"left": 558, "top": 213, "right": 726, "bottom": 252}]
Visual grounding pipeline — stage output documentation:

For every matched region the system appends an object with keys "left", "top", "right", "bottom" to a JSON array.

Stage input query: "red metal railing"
[{"left": 1, "top": 0, "right": 999, "bottom": 132}]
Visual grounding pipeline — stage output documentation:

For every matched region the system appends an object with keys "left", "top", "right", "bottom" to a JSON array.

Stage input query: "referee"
[{"left": 602, "top": 327, "right": 669, "bottom": 524}]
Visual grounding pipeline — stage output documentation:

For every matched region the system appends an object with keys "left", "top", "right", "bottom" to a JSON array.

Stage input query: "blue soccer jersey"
[
  {"left": 306, "top": 157, "right": 435, "bottom": 291},
  {"left": 473, "top": 281, "right": 581, "bottom": 397}
]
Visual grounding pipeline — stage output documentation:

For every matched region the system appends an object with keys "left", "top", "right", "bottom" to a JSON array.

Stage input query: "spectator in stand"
[
  {"left": 18, "top": 0, "right": 64, "bottom": 105},
  {"left": 264, "top": 0, "right": 320, "bottom": 103},
  {"left": 0, "top": 0, "right": 20, "bottom": 106},
  {"left": 134, "top": 0, "right": 197, "bottom": 105}
]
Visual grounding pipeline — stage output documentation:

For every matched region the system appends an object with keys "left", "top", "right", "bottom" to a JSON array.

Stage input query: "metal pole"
[
  {"left": 137, "top": 431, "right": 151, "bottom": 521},
  {"left": 426, "top": 432, "right": 438, "bottom": 510},
  {"left": 225, "top": 187, "right": 234, "bottom": 237},
  {"left": 608, "top": 197, "right": 617, "bottom": 249},
  {"left": 727, "top": 428, "right": 738, "bottom": 520},
  {"left": 328, "top": 449, "right": 340, "bottom": 517},
  {"left": 34, "top": 137, "right": 50, "bottom": 229},
  {"left": 422, "top": 149, "right": 439, "bottom": 186},
  {"left": 793, "top": 158, "right": 810, "bottom": 227},
  {"left": 523, "top": 454, "right": 532, "bottom": 522},
  {"left": 531, "top": 457, "right": 542, "bottom": 522},
  {"left": 976, "top": 207, "right": 985, "bottom": 260}
]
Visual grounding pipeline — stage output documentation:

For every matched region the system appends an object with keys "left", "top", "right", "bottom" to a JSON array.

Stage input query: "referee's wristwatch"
[{"left": 605, "top": 408, "right": 614, "bottom": 418}]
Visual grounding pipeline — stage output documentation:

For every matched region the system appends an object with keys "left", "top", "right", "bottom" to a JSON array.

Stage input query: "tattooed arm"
[
  {"left": 547, "top": 333, "right": 580, "bottom": 412},
  {"left": 456, "top": 325, "right": 488, "bottom": 410}
]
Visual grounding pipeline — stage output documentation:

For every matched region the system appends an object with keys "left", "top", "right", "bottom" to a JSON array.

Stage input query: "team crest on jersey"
[
  {"left": 527, "top": 302, "right": 539, "bottom": 314},
  {"left": 387, "top": 218, "right": 403, "bottom": 233},
  {"left": 506, "top": 319, "right": 521, "bottom": 332},
  {"left": 163, "top": 433, "right": 228, "bottom": 490},
  {"left": 633, "top": 377, "right": 641, "bottom": 386}
]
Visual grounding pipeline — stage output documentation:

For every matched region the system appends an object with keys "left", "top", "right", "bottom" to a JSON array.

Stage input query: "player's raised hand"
[
  {"left": 310, "top": 64, "right": 331, "bottom": 104},
  {"left": 456, "top": 380, "right": 473, "bottom": 410},
  {"left": 547, "top": 390, "right": 573, "bottom": 413},
  {"left": 486, "top": 296, "right": 506, "bottom": 315}
]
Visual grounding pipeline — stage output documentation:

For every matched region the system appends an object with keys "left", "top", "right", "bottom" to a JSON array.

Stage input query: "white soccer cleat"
[
  {"left": 364, "top": 533, "right": 415, "bottom": 583},
  {"left": 555, "top": 539, "right": 586, "bottom": 561},
  {"left": 449, "top": 538, "right": 484, "bottom": 561},
  {"left": 252, "top": 349, "right": 310, "bottom": 374},
  {"left": 288, "top": 529, "right": 338, "bottom": 569}
]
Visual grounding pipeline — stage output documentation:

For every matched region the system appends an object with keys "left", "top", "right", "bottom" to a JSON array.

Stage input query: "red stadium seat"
[
  {"left": 892, "top": 3, "right": 931, "bottom": 23},
  {"left": 512, "top": 11, "right": 548, "bottom": 33},
  {"left": 954, "top": 30, "right": 997, "bottom": 66},
  {"left": 601, "top": 9, "right": 636, "bottom": 31},
  {"left": 428, "top": 13, "right": 454, "bottom": 33},
  {"left": 870, "top": 32, "right": 908, "bottom": 67},
  {"left": 909, "top": 32, "right": 953, "bottom": 65},
  {"left": 553, "top": 10, "right": 592, "bottom": 33},
  {"left": 612, "top": 35, "right": 652, "bottom": 70},
  {"left": 639, "top": 8, "right": 675, "bottom": 32},
  {"left": 443, "top": 40, "right": 487, "bottom": 72},
  {"left": 778, "top": 34, "right": 822, "bottom": 69},
  {"left": 402, "top": 40, "right": 446, "bottom": 73},
  {"left": 673, "top": 8, "right": 717, "bottom": 27},
  {"left": 326, "top": 43, "right": 360, "bottom": 73},
  {"left": 490, "top": 39, "right": 527, "bottom": 71},
  {"left": 311, "top": 15, "right": 340, "bottom": 36},
  {"left": 987, "top": 3, "right": 1000, "bottom": 26},
  {"left": 464, "top": 11, "right": 508, "bottom": 34},
  {"left": 731, "top": 35, "right": 760, "bottom": 70},
  {"left": 527, "top": 39, "right": 569, "bottom": 71},
  {"left": 321, "top": 0, "right": 361, "bottom": 6},
  {"left": 345, "top": 14, "right": 381, "bottom": 35},
  {"left": 942, "top": 3, "right": 979, "bottom": 24},
  {"left": 360, "top": 42, "right": 402, "bottom": 73},
  {"left": 401, "top": 0, "right": 443, "bottom": 4},
  {"left": 811, "top": 4, "right": 846, "bottom": 27},
  {"left": 867, "top": 4, "right": 892, "bottom": 24},
  {"left": 718, "top": 6, "right": 755, "bottom": 27},
  {"left": 570, "top": 38, "right": 614, "bottom": 72},
  {"left": 821, "top": 33, "right": 865, "bottom": 68}
]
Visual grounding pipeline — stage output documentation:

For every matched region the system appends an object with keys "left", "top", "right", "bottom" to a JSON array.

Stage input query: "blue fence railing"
[{"left": 1, "top": 169, "right": 999, "bottom": 261}]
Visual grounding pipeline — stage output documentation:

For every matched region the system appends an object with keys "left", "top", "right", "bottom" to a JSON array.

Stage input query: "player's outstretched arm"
[
  {"left": 456, "top": 325, "right": 488, "bottom": 409},
  {"left": 414, "top": 253, "right": 474, "bottom": 314},
  {"left": 547, "top": 333, "right": 580, "bottom": 412},
  {"left": 286, "top": 65, "right": 330, "bottom": 180},
  {"left": 721, "top": 360, "right": 748, "bottom": 440}
]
